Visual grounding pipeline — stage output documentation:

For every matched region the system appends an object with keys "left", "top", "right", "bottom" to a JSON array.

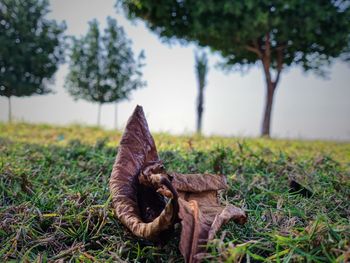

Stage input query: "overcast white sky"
[{"left": 1, "top": 0, "right": 350, "bottom": 141}]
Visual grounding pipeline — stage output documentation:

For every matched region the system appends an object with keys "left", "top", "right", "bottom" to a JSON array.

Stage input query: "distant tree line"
[
  {"left": 0, "top": 0, "right": 144, "bottom": 126},
  {"left": 1, "top": 0, "right": 350, "bottom": 137},
  {"left": 65, "top": 17, "right": 145, "bottom": 126}
]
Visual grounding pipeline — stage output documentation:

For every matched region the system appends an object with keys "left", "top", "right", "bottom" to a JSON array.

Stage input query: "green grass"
[{"left": 0, "top": 122, "right": 349, "bottom": 262}]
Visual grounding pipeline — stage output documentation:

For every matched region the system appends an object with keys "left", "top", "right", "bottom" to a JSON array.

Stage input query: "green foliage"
[
  {"left": 120, "top": 0, "right": 350, "bottom": 74},
  {"left": 0, "top": 123, "right": 349, "bottom": 261},
  {"left": 0, "top": 0, "right": 66, "bottom": 98},
  {"left": 65, "top": 17, "right": 145, "bottom": 105}
]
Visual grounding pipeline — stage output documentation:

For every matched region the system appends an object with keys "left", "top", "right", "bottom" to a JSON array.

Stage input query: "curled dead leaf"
[{"left": 110, "top": 105, "right": 247, "bottom": 262}]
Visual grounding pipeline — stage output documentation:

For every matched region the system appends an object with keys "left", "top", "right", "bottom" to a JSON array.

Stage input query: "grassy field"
[{"left": 0, "top": 122, "right": 349, "bottom": 262}]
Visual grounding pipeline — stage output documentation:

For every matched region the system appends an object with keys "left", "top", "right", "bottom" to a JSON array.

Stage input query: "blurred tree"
[
  {"left": 0, "top": 0, "right": 66, "bottom": 122},
  {"left": 65, "top": 17, "right": 145, "bottom": 126},
  {"left": 194, "top": 51, "right": 208, "bottom": 134},
  {"left": 119, "top": 0, "right": 350, "bottom": 137}
]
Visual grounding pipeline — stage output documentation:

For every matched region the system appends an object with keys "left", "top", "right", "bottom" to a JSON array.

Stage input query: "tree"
[
  {"left": 65, "top": 17, "right": 145, "bottom": 126},
  {"left": 119, "top": 0, "right": 350, "bottom": 137},
  {"left": 0, "top": 0, "right": 66, "bottom": 122},
  {"left": 194, "top": 51, "right": 208, "bottom": 134}
]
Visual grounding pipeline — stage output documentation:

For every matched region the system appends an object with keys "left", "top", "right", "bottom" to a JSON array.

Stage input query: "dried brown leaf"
[{"left": 110, "top": 106, "right": 247, "bottom": 262}]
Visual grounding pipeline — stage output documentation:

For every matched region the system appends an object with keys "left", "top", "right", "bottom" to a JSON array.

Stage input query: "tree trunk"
[
  {"left": 261, "top": 82, "right": 276, "bottom": 137},
  {"left": 260, "top": 38, "right": 283, "bottom": 138},
  {"left": 97, "top": 103, "right": 102, "bottom": 126},
  {"left": 8, "top": 96, "right": 12, "bottom": 123},
  {"left": 196, "top": 87, "right": 204, "bottom": 134},
  {"left": 114, "top": 103, "right": 118, "bottom": 129},
  {"left": 247, "top": 35, "right": 284, "bottom": 137}
]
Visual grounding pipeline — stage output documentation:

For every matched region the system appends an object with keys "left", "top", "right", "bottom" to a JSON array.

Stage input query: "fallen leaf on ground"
[{"left": 110, "top": 105, "right": 247, "bottom": 262}]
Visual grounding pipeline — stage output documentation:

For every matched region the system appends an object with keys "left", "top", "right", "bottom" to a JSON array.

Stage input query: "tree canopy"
[
  {"left": 119, "top": 0, "right": 350, "bottom": 136},
  {"left": 65, "top": 17, "right": 145, "bottom": 105},
  {"left": 121, "top": 0, "right": 349, "bottom": 72},
  {"left": 0, "top": 0, "right": 66, "bottom": 98}
]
